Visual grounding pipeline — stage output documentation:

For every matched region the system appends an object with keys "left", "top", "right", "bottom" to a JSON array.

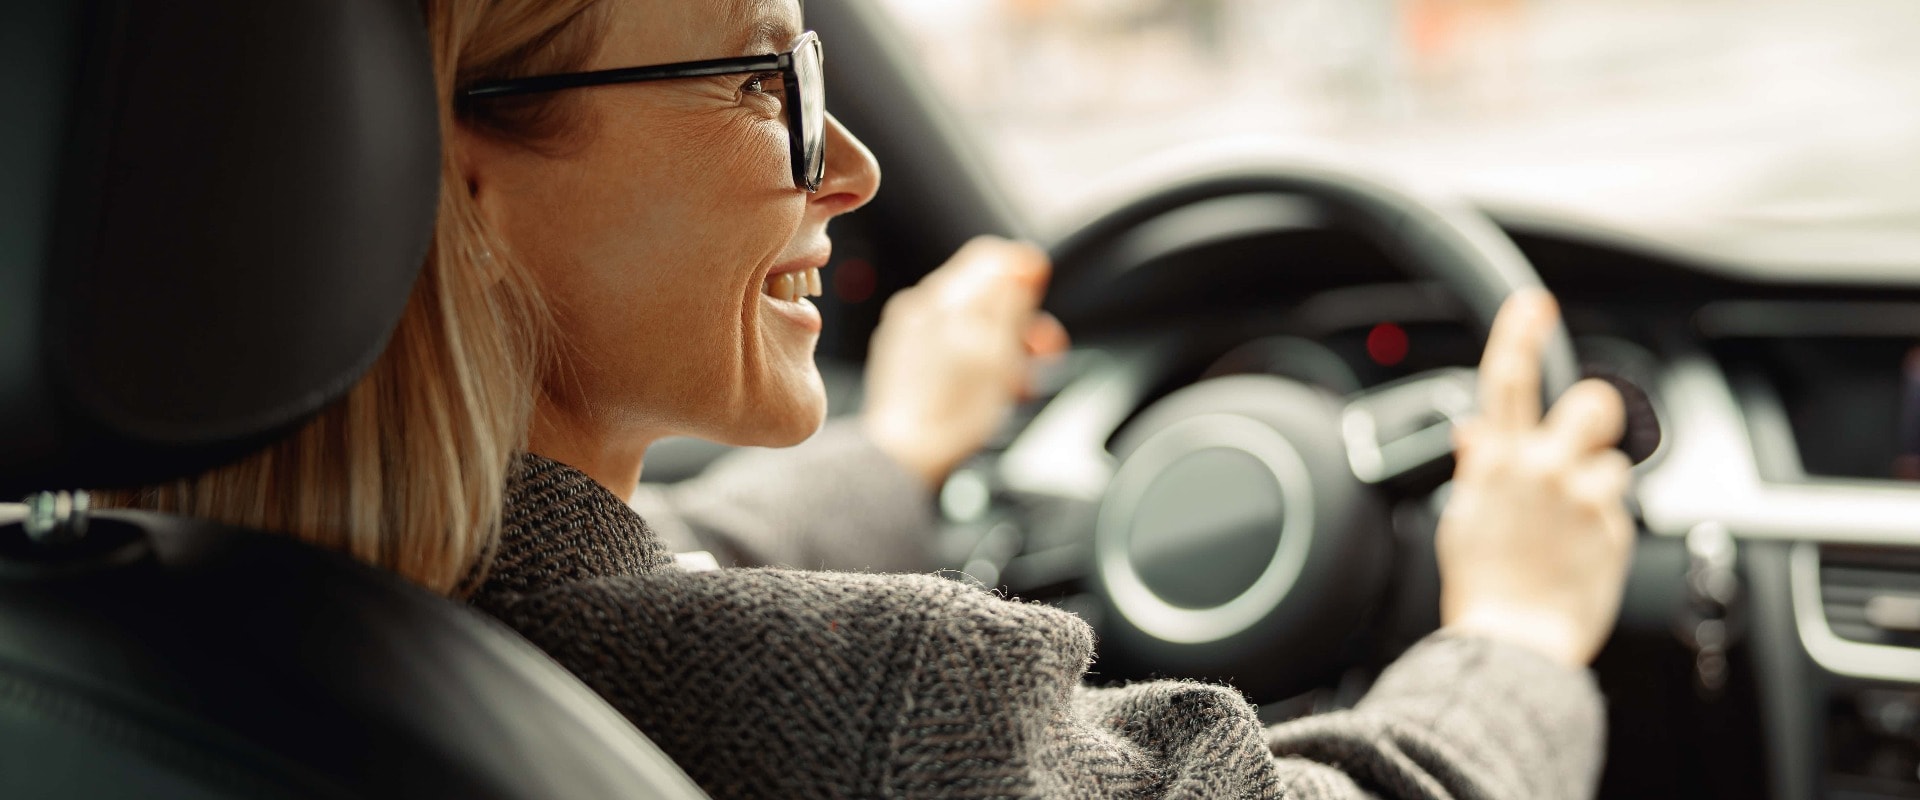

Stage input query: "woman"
[{"left": 124, "top": 0, "right": 1635, "bottom": 797}]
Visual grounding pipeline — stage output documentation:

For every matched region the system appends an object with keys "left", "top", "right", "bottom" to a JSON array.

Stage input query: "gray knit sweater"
[{"left": 473, "top": 423, "right": 1606, "bottom": 799}]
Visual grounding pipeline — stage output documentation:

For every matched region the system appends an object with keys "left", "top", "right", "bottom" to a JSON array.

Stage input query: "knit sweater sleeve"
[
  {"left": 1055, "top": 631, "right": 1604, "bottom": 800},
  {"left": 482, "top": 564, "right": 1602, "bottom": 800},
  {"left": 631, "top": 418, "right": 940, "bottom": 573},
  {"left": 484, "top": 566, "right": 1291, "bottom": 798},
  {"left": 1260, "top": 634, "right": 1607, "bottom": 800}
]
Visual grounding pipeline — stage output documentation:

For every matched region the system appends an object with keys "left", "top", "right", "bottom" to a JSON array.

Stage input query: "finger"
[
  {"left": 1543, "top": 379, "right": 1627, "bottom": 455},
  {"left": 934, "top": 239, "right": 1051, "bottom": 320},
  {"left": 1025, "top": 312, "right": 1071, "bottom": 358},
  {"left": 925, "top": 237, "right": 1046, "bottom": 291},
  {"left": 1016, "top": 315, "right": 1073, "bottom": 402},
  {"left": 1002, "top": 240, "right": 1051, "bottom": 290},
  {"left": 1450, "top": 417, "right": 1482, "bottom": 458},
  {"left": 1565, "top": 451, "right": 1636, "bottom": 546},
  {"left": 1563, "top": 449, "right": 1634, "bottom": 512},
  {"left": 1453, "top": 422, "right": 1523, "bottom": 485},
  {"left": 978, "top": 240, "right": 1051, "bottom": 317},
  {"left": 1477, "top": 289, "right": 1558, "bottom": 432},
  {"left": 918, "top": 236, "right": 1000, "bottom": 290}
]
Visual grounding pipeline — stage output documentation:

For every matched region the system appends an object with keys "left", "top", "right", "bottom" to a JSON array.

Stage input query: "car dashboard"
[{"left": 995, "top": 216, "right": 1920, "bottom": 800}]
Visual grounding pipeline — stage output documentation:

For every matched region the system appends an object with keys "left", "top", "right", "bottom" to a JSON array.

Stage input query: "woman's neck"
[{"left": 526, "top": 402, "right": 653, "bottom": 502}]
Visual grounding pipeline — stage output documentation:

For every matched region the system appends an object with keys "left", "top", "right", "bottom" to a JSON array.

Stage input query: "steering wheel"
[{"left": 1000, "top": 161, "right": 1581, "bottom": 703}]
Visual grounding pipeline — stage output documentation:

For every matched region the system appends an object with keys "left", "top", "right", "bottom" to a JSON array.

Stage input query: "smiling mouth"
[{"left": 763, "top": 267, "right": 825, "bottom": 303}]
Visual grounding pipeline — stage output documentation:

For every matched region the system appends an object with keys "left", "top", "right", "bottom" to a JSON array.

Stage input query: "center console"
[{"left": 1661, "top": 301, "right": 1920, "bottom": 799}]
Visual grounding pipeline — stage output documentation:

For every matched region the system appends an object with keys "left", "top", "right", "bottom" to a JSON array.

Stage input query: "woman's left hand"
[{"left": 862, "top": 237, "right": 1071, "bottom": 489}]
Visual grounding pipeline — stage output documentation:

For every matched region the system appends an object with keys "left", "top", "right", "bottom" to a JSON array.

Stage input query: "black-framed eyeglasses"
[{"left": 462, "top": 31, "right": 826, "bottom": 193}]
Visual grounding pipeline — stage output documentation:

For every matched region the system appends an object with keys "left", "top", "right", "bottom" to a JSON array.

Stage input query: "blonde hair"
[{"left": 101, "top": 0, "right": 610, "bottom": 596}]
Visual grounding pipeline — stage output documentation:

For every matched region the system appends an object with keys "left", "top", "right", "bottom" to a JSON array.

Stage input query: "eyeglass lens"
[{"left": 795, "top": 36, "right": 826, "bottom": 191}]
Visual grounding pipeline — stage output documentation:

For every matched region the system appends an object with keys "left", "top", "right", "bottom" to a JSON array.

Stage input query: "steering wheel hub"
[
  {"left": 1091, "top": 376, "right": 1390, "bottom": 700},
  {"left": 1099, "top": 413, "right": 1315, "bottom": 643}
]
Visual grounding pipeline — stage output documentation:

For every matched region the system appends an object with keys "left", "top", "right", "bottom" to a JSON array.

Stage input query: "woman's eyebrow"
[{"left": 731, "top": 1, "right": 801, "bottom": 54}]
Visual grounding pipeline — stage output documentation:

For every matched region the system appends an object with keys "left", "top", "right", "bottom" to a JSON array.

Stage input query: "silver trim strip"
[
  {"left": 1636, "top": 355, "right": 1920, "bottom": 546},
  {"left": 1340, "top": 368, "right": 1475, "bottom": 484},
  {"left": 1789, "top": 542, "right": 1920, "bottom": 683}
]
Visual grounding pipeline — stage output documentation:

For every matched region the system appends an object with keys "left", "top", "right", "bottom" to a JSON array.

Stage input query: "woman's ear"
[
  {"left": 454, "top": 123, "right": 508, "bottom": 229},
  {"left": 450, "top": 124, "right": 517, "bottom": 284}
]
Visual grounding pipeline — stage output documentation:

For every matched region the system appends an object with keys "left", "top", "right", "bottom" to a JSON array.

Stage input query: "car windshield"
[{"left": 879, "top": 0, "right": 1920, "bottom": 270}]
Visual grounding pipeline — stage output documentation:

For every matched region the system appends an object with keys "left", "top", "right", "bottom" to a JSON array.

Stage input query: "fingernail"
[
  {"left": 1512, "top": 290, "right": 1552, "bottom": 325},
  {"left": 1006, "top": 252, "right": 1050, "bottom": 287}
]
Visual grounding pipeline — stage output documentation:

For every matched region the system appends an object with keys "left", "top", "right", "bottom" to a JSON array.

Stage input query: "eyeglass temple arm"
[{"left": 464, "top": 54, "right": 791, "bottom": 100}]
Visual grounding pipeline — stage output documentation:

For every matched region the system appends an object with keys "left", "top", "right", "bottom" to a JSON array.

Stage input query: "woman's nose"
[{"left": 811, "top": 113, "right": 880, "bottom": 216}]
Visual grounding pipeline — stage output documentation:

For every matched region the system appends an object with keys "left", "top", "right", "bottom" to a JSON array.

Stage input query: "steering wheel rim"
[
  {"left": 1048, "top": 160, "right": 1580, "bottom": 397},
  {"left": 1036, "top": 159, "right": 1579, "bottom": 702}
]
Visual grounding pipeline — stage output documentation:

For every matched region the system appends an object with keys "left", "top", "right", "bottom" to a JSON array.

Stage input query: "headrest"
[{"left": 0, "top": 0, "right": 439, "bottom": 497}]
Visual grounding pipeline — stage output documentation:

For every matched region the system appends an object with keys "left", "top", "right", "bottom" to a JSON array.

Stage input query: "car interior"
[{"left": 4, "top": 0, "right": 1917, "bottom": 798}]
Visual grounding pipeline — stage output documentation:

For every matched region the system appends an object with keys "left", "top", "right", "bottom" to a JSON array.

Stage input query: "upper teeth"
[{"left": 765, "top": 267, "right": 824, "bottom": 303}]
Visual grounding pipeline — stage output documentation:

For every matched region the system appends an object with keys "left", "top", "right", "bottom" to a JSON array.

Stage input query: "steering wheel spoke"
[{"left": 1341, "top": 367, "right": 1478, "bottom": 486}]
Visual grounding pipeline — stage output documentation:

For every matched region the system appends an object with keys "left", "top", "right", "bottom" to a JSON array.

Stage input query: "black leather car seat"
[{"left": 0, "top": 1, "right": 708, "bottom": 797}]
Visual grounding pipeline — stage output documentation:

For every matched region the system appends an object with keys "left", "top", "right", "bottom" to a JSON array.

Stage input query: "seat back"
[
  {"left": 0, "top": 1, "right": 707, "bottom": 796},
  {"left": 0, "top": 507, "right": 709, "bottom": 799}
]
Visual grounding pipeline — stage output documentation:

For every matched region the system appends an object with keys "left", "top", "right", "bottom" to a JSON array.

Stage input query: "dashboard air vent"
[{"left": 1820, "top": 546, "right": 1920, "bottom": 649}]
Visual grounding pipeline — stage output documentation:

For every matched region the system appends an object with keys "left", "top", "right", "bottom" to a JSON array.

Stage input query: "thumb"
[{"left": 1025, "top": 312, "right": 1070, "bottom": 358}]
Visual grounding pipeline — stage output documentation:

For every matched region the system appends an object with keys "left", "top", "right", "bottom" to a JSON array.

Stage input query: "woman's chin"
[
  {"left": 725, "top": 377, "right": 827, "bottom": 448},
  {"left": 744, "top": 406, "right": 826, "bottom": 448}
]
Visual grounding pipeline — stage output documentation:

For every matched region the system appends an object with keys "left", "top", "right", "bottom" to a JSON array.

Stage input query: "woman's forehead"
[
  {"left": 728, "top": 0, "right": 804, "bottom": 51},
  {"left": 601, "top": 0, "right": 800, "bottom": 64}
]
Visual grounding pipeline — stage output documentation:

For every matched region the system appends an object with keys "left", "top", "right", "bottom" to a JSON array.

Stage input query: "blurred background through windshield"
[{"left": 878, "top": 0, "right": 1920, "bottom": 269}]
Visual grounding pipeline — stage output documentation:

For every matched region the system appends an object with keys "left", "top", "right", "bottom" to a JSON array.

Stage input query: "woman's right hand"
[
  {"left": 1437, "top": 290, "right": 1635, "bottom": 667},
  {"left": 861, "top": 237, "right": 1068, "bottom": 490}
]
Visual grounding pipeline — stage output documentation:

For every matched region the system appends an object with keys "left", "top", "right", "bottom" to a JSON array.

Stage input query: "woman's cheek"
[{"left": 703, "top": 109, "right": 804, "bottom": 191}]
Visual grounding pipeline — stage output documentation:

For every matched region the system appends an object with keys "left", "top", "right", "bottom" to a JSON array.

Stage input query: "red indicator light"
[{"left": 1367, "top": 323, "right": 1409, "bottom": 367}]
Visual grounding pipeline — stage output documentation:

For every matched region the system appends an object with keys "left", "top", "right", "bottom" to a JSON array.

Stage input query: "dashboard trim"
[{"left": 1696, "top": 300, "right": 1920, "bottom": 339}]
